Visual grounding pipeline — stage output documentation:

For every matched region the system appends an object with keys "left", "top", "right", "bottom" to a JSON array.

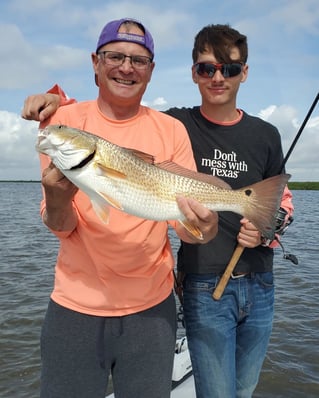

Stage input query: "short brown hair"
[{"left": 192, "top": 24, "right": 248, "bottom": 64}]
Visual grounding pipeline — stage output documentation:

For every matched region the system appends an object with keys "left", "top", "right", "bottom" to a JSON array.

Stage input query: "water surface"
[{"left": 1, "top": 183, "right": 318, "bottom": 397}]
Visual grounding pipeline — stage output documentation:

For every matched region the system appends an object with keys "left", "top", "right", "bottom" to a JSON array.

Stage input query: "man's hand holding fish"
[
  {"left": 41, "top": 162, "right": 78, "bottom": 232},
  {"left": 175, "top": 196, "right": 218, "bottom": 244},
  {"left": 237, "top": 218, "right": 262, "bottom": 249}
]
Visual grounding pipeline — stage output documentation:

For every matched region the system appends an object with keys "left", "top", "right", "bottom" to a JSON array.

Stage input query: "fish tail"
[{"left": 241, "top": 174, "right": 290, "bottom": 239}]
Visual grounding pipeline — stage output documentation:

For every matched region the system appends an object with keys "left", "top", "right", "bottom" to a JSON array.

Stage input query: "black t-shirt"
[{"left": 166, "top": 106, "right": 284, "bottom": 274}]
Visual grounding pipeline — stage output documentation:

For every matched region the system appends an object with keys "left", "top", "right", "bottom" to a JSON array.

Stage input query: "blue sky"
[{"left": 0, "top": 0, "right": 318, "bottom": 181}]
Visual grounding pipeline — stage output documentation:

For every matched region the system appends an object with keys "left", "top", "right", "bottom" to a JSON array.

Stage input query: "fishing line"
[
  {"left": 280, "top": 92, "right": 319, "bottom": 173},
  {"left": 276, "top": 92, "right": 319, "bottom": 265}
]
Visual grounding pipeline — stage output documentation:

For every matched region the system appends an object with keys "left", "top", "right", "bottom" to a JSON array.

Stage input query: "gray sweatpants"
[{"left": 40, "top": 294, "right": 176, "bottom": 398}]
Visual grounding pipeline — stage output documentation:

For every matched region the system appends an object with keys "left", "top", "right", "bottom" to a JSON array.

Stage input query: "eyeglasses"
[
  {"left": 194, "top": 62, "right": 243, "bottom": 78},
  {"left": 98, "top": 51, "right": 152, "bottom": 70}
]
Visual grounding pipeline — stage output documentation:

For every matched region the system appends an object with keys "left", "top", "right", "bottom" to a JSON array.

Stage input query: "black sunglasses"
[{"left": 194, "top": 62, "right": 243, "bottom": 78}]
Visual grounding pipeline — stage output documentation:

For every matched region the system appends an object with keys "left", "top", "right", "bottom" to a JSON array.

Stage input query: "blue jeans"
[{"left": 183, "top": 272, "right": 274, "bottom": 398}]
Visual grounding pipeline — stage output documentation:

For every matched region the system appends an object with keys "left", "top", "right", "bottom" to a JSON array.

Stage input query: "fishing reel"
[
  {"left": 274, "top": 207, "right": 293, "bottom": 236},
  {"left": 262, "top": 207, "right": 298, "bottom": 265}
]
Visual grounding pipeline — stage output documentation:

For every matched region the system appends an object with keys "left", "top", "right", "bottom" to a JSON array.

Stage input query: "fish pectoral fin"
[
  {"left": 91, "top": 196, "right": 111, "bottom": 224},
  {"left": 179, "top": 220, "right": 204, "bottom": 241},
  {"left": 91, "top": 191, "right": 123, "bottom": 223},
  {"left": 98, "top": 192, "right": 124, "bottom": 211},
  {"left": 96, "top": 163, "right": 127, "bottom": 179}
]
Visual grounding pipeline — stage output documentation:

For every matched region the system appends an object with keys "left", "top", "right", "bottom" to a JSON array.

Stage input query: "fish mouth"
[
  {"left": 36, "top": 129, "right": 50, "bottom": 146},
  {"left": 38, "top": 128, "right": 50, "bottom": 138},
  {"left": 35, "top": 132, "right": 50, "bottom": 152},
  {"left": 70, "top": 151, "right": 96, "bottom": 170}
]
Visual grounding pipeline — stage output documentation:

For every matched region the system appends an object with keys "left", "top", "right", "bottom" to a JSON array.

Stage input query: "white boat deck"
[{"left": 171, "top": 375, "right": 195, "bottom": 397}]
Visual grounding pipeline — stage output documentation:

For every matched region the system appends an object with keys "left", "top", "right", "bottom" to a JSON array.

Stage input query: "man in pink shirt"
[{"left": 22, "top": 18, "right": 218, "bottom": 398}]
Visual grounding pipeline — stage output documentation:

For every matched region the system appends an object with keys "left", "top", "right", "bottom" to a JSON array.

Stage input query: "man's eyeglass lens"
[{"left": 98, "top": 51, "right": 152, "bottom": 69}]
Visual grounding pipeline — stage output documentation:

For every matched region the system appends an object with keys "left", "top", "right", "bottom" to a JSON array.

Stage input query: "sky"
[{"left": 0, "top": 0, "right": 318, "bottom": 181}]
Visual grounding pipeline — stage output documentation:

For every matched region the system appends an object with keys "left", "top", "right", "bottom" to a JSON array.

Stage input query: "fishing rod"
[
  {"left": 212, "top": 92, "right": 319, "bottom": 301},
  {"left": 280, "top": 92, "right": 319, "bottom": 172}
]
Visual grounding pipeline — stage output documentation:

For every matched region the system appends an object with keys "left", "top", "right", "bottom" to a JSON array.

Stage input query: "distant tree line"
[
  {"left": 1, "top": 180, "right": 318, "bottom": 190},
  {"left": 288, "top": 181, "right": 319, "bottom": 190}
]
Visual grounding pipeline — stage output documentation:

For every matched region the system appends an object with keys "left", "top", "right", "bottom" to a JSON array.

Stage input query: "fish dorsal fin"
[
  {"left": 96, "top": 163, "right": 127, "bottom": 179},
  {"left": 156, "top": 161, "right": 231, "bottom": 189},
  {"left": 125, "top": 148, "right": 155, "bottom": 164}
]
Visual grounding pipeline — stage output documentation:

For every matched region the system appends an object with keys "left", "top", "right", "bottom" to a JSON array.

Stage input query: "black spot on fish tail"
[
  {"left": 70, "top": 151, "right": 95, "bottom": 170},
  {"left": 239, "top": 174, "right": 291, "bottom": 239}
]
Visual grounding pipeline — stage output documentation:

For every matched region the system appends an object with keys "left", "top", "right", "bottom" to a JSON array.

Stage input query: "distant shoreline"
[
  {"left": 0, "top": 180, "right": 41, "bottom": 184},
  {"left": 288, "top": 181, "right": 319, "bottom": 190},
  {"left": 1, "top": 180, "right": 318, "bottom": 190},
  {"left": 0, "top": 180, "right": 41, "bottom": 183}
]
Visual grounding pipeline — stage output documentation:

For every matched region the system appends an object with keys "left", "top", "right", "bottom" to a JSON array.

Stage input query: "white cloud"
[
  {"left": 142, "top": 97, "right": 168, "bottom": 109},
  {"left": 9, "top": 0, "right": 64, "bottom": 11},
  {"left": 270, "top": 0, "right": 319, "bottom": 35},
  {"left": 0, "top": 111, "right": 40, "bottom": 180},
  {"left": 257, "top": 105, "right": 319, "bottom": 181},
  {"left": 0, "top": 21, "right": 89, "bottom": 90},
  {"left": 40, "top": 46, "right": 88, "bottom": 70},
  {"left": 0, "top": 0, "right": 318, "bottom": 180},
  {"left": 0, "top": 103, "right": 317, "bottom": 181},
  {"left": 0, "top": 24, "right": 37, "bottom": 89}
]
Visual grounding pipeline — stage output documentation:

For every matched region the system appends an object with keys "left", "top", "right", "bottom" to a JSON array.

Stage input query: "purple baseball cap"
[{"left": 96, "top": 18, "right": 154, "bottom": 58}]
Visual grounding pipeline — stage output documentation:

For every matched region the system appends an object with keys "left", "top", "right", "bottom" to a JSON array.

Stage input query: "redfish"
[{"left": 36, "top": 125, "right": 290, "bottom": 240}]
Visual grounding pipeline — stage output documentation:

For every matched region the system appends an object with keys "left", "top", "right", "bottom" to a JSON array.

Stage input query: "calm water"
[{"left": 1, "top": 182, "right": 318, "bottom": 398}]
